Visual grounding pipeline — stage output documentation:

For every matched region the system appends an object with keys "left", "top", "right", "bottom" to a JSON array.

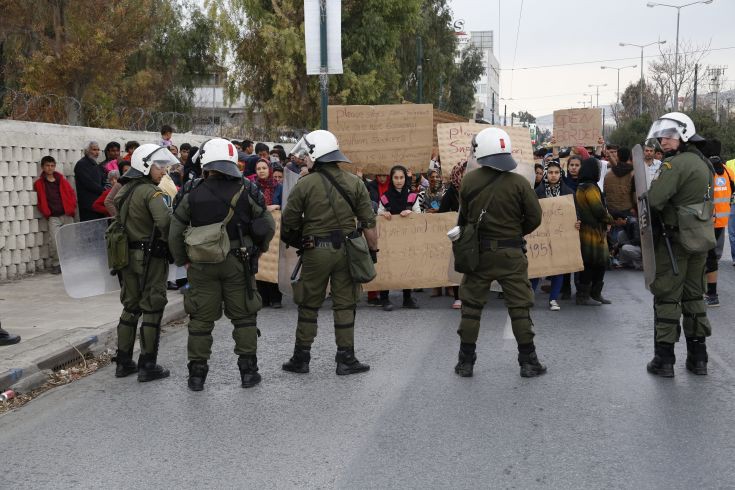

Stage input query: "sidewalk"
[{"left": 0, "top": 272, "right": 186, "bottom": 390}]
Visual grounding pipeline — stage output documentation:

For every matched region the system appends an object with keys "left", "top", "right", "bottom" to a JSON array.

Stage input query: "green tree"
[
  {"left": 444, "top": 46, "right": 483, "bottom": 118},
  {"left": 608, "top": 113, "right": 653, "bottom": 149}
]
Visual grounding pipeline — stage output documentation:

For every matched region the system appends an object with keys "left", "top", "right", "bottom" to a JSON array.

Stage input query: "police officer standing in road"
[
  {"left": 645, "top": 112, "right": 715, "bottom": 377},
  {"left": 168, "top": 138, "right": 275, "bottom": 391},
  {"left": 452, "top": 127, "right": 546, "bottom": 378},
  {"left": 113, "top": 144, "right": 177, "bottom": 382},
  {"left": 280, "top": 130, "right": 378, "bottom": 375}
]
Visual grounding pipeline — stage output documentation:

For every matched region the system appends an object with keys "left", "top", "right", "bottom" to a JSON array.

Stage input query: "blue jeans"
[
  {"left": 531, "top": 275, "right": 564, "bottom": 301},
  {"left": 729, "top": 207, "right": 735, "bottom": 262}
]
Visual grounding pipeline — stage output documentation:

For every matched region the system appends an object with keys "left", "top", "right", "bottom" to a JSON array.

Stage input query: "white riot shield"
[
  {"left": 632, "top": 144, "right": 656, "bottom": 289},
  {"left": 58, "top": 218, "right": 186, "bottom": 299},
  {"left": 278, "top": 168, "right": 302, "bottom": 296}
]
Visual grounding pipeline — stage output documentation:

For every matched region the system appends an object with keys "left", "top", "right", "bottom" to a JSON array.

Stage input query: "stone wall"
[{"left": 0, "top": 120, "right": 211, "bottom": 281}]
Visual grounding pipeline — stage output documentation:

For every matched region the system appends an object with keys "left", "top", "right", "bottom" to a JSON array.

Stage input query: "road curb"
[{"left": 0, "top": 299, "right": 187, "bottom": 392}]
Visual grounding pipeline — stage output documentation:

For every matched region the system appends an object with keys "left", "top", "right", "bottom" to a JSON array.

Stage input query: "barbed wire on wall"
[{"left": 0, "top": 88, "right": 308, "bottom": 143}]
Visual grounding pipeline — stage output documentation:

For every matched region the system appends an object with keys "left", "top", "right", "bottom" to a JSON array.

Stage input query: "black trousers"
[
  {"left": 257, "top": 281, "right": 282, "bottom": 305},
  {"left": 579, "top": 265, "right": 605, "bottom": 286}
]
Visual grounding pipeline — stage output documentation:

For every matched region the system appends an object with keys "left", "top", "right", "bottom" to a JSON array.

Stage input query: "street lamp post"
[
  {"left": 647, "top": 0, "right": 714, "bottom": 111},
  {"left": 619, "top": 40, "right": 667, "bottom": 116},
  {"left": 583, "top": 93, "right": 593, "bottom": 107},
  {"left": 588, "top": 84, "right": 608, "bottom": 107},
  {"left": 601, "top": 65, "right": 637, "bottom": 105}
]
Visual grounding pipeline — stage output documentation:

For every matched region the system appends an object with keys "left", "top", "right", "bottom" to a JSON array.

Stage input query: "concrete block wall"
[{"left": 0, "top": 120, "right": 211, "bottom": 281}]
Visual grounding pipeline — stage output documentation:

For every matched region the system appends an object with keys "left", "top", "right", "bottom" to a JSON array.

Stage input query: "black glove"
[{"left": 369, "top": 249, "right": 378, "bottom": 264}]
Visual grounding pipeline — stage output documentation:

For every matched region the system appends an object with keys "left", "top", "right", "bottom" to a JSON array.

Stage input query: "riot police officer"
[
  {"left": 168, "top": 138, "right": 275, "bottom": 391},
  {"left": 280, "top": 130, "right": 378, "bottom": 375},
  {"left": 453, "top": 127, "right": 546, "bottom": 378},
  {"left": 113, "top": 144, "right": 177, "bottom": 382},
  {"left": 645, "top": 112, "right": 714, "bottom": 377}
]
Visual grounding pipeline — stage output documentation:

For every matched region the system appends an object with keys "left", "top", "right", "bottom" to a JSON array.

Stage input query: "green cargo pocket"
[
  {"left": 183, "top": 288, "right": 197, "bottom": 315},
  {"left": 292, "top": 278, "right": 305, "bottom": 305}
]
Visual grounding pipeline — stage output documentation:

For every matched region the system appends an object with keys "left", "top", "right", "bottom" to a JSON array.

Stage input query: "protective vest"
[
  {"left": 189, "top": 178, "right": 253, "bottom": 241},
  {"left": 726, "top": 159, "right": 735, "bottom": 177},
  {"left": 713, "top": 166, "right": 734, "bottom": 228}
]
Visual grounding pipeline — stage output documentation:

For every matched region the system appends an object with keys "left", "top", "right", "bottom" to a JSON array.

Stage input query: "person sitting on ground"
[
  {"left": 576, "top": 157, "right": 614, "bottom": 306},
  {"left": 614, "top": 216, "right": 642, "bottom": 270},
  {"left": 377, "top": 165, "right": 422, "bottom": 311},
  {"left": 34, "top": 155, "right": 77, "bottom": 274},
  {"left": 419, "top": 168, "right": 444, "bottom": 213},
  {"left": 103, "top": 161, "right": 132, "bottom": 217},
  {"left": 531, "top": 160, "right": 576, "bottom": 311}
]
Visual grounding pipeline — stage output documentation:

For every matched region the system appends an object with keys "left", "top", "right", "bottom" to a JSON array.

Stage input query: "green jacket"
[
  {"left": 113, "top": 178, "right": 171, "bottom": 242},
  {"left": 648, "top": 146, "right": 712, "bottom": 228},
  {"left": 281, "top": 164, "right": 376, "bottom": 242},
  {"left": 459, "top": 167, "right": 542, "bottom": 240}
]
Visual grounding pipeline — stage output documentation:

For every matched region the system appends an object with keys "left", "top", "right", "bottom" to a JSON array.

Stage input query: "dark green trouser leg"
[
  {"left": 333, "top": 309, "right": 355, "bottom": 348},
  {"left": 117, "top": 309, "right": 140, "bottom": 354},
  {"left": 185, "top": 263, "right": 223, "bottom": 362},
  {"left": 681, "top": 252, "right": 711, "bottom": 339},
  {"left": 457, "top": 299, "right": 485, "bottom": 344},
  {"left": 296, "top": 306, "right": 319, "bottom": 348},
  {"left": 140, "top": 311, "right": 164, "bottom": 355},
  {"left": 651, "top": 241, "right": 690, "bottom": 344},
  {"left": 232, "top": 316, "right": 259, "bottom": 356},
  {"left": 138, "top": 258, "right": 169, "bottom": 356}
]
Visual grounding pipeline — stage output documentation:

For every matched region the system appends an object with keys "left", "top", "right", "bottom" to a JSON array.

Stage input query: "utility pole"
[
  {"left": 588, "top": 83, "right": 607, "bottom": 108},
  {"left": 708, "top": 66, "right": 726, "bottom": 124},
  {"left": 504, "top": 104, "right": 507, "bottom": 126},
  {"left": 416, "top": 36, "right": 424, "bottom": 104},
  {"left": 693, "top": 63, "right": 698, "bottom": 111},
  {"left": 620, "top": 40, "right": 667, "bottom": 116},
  {"left": 319, "top": 0, "right": 328, "bottom": 129},
  {"left": 601, "top": 65, "right": 637, "bottom": 106}
]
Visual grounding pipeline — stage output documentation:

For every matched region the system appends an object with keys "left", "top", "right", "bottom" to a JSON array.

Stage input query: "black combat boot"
[
  {"left": 137, "top": 353, "right": 171, "bottom": 382},
  {"left": 454, "top": 343, "right": 477, "bottom": 377},
  {"left": 282, "top": 345, "right": 311, "bottom": 373},
  {"left": 575, "top": 284, "right": 602, "bottom": 306},
  {"left": 590, "top": 281, "right": 612, "bottom": 304},
  {"left": 685, "top": 337, "right": 708, "bottom": 375},
  {"left": 238, "top": 355, "right": 262, "bottom": 388},
  {"left": 187, "top": 361, "right": 209, "bottom": 391},
  {"left": 518, "top": 343, "right": 547, "bottom": 378},
  {"left": 335, "top": 347, "right": 370, "bottom": 375},
  {"left": 647, "top": 342, "right": 675, "bottom": 377},
  {"left": 0, "top": 324, "right": 20, "bottom": 346},
  {"left": 113, "top": 350, "right": 138, "bottom": 378}
]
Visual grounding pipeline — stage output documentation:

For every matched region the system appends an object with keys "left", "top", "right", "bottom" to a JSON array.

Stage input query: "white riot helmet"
[
  {"left": 290, "top": 129, "right": 350, "bottom": 169},
  {"left": 470, "top": 127, "right": 517, "bottom": 172},
  {"left": 197, "top": 138, "right": 241, "bottom": 178},
  {"left": 646, "top": 112, "right": 704, "bottom": 143},
  {"left": 129, "top": 144, "right": 179, "bottom": 176}
]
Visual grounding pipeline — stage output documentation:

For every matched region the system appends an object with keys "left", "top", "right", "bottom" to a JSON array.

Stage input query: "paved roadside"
[{"left": 0, "top": 272, "right": 186, "bottom": 390}]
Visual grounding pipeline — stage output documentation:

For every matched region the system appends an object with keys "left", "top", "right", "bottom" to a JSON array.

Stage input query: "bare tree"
[{"left": 648, "top": 39, "right": 710, "bottom": 112}]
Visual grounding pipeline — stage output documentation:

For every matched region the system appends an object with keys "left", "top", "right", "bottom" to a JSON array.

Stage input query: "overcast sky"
[{"left": 448, "top": 0, "right": 735, "bottom": 117}]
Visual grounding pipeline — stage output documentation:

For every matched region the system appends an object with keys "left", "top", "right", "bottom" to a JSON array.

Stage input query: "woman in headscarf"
[
  {"left": 419, "top": 168, "right": 445, "bottom": 213},
  {"left": 439, "top": 161, "right": 467, "bottom": 309},
  {"left": 563, "top": 155, "right": 583, "bottom": 193},
  {"left": 532, "top": 161, "right": 575, "bottom": 311},
  {"left": 251, "top": 159, "right": 283, "bottom": 308},
  {"left": 377, "top": 165, "right": 422, "bottom": 311},
  {"left": 575, "top": 157, "right": 613, "bottom": 306}
]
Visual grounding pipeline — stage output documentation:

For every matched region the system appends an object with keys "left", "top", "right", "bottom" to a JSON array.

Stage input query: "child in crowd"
[
  {"left": 160, "top": 124, "right": 174, "bottom": 147},
  {"left": 33, "top": 156, "right": 77, "bottom": 274}
]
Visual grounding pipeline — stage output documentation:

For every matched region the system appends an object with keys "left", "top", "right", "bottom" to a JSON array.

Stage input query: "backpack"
[
  {"left": 183, "top": 186, "right": 244, "bottom": 264},
  {"left": 105, "top": 182, "right": 140, "bottom": 272}
]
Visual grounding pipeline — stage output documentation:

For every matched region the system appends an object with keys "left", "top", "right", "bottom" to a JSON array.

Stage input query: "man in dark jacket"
[{"left": 74, "top": 141, "right": 106, "bottom": 221}]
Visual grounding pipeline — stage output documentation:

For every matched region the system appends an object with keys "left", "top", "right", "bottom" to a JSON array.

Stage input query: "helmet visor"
[
  {"left": 647, "top": 118, "right": 682, "bottom": 141},
  {"left": 145, "top": 147, "right": 179, "bottom": 168}
]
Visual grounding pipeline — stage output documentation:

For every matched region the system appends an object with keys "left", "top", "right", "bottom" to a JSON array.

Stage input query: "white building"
[{"left": 455, "top": 30, "right": 500, "bottom": 122}]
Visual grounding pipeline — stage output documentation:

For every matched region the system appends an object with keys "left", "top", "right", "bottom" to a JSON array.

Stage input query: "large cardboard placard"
[
  {"left": 255, "top": 210, "right": 280, "bottom": 284},
  {"left": 553, "top": 108, "right": 602, "bottom": 147},
  {"left": 328, "top": 104, "right": 434, "bottom": 174},
  {"left": 436, "top": 122, "right": 535, "bottom": 185},
  {"left": 526, "top": 195, "right": 584, "bottom": 278},
  {"left": 363, "top": 213, "right": 457, "bottom": 291}
]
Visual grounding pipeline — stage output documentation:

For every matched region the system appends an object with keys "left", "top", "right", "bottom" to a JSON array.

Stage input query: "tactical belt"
[
  {"left": 479, "top": 238, "right": 525, "bottom": 250},
  {"left": 307, "top": 230, "right": 361, "bottom": 249},
  {"left": 129, "top": 241, "right": 148, "bottom": 250}
]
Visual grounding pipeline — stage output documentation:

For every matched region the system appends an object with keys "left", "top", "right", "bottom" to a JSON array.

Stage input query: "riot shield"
[
  {"left": 632, "top": 144, "right": 656, "bottom": 289},
  {"left": 58, "top": 218, "right": 185, "bottom": 299}
]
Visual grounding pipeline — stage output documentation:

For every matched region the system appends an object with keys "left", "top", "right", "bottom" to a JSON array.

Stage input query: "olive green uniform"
[
  {"left": 281, "top": 164, "right": 376, "bottom": 349},
  {"left": 456, "top": 167, "right": 542, "bottom": 346},
  {"left": 648, "top": 147, "right": 713, "bottom": 344},
  {"left": 168, "top": 178, "right": 275, "bottom": 362},
  {"left": 113, "top": 178, "right": 171, "bottom": 359}
]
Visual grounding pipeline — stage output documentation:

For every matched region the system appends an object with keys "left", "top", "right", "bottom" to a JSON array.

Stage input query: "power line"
[
  {"left": 499, "top": 46, "right": 735, "bottom": 71},
  {"left": 508, "top": 0, "right": 524, "bottom": 98}
]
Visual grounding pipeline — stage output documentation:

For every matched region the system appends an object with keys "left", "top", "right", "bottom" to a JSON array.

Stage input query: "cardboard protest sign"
[
  {"left": 436, "top": 122, "right": 535, "bottom": 185},
  {"left": 526, "top": 195, "right": 584, "bottom": 279},
  {"left": 363, "top": 213, "right": 457, "bottom": 291},
  {"left": 255, "top": 210, "right": 280, "bottom": 284},
  {"left": 553, "top": 108, "right": 602, "bottom": 147},
  {"left": 328, "top": 104, "right": 433, "bottom": 174}
]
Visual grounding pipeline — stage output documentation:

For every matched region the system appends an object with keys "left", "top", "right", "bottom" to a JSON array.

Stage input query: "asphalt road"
[{"left": 2, "top": 266, "right": 735, "bottom": 489}]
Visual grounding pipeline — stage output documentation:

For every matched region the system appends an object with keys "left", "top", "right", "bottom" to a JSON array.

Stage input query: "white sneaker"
[
  {"left": 549, "top": 300, "right": 561, "bottom": 311},
  {"left": 452, "top": 299, "right": 462, "bottom": 309}
]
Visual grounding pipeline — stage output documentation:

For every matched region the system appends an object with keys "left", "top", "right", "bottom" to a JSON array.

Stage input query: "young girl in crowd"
[
  {"left": 560, "top": 155, "right": 583, "bottom": 299},
  {"left": 531, "top": 161, "right": 575, "bottom": 311},
  {"left": 377, "top": 165, "right": 422, "bottom": 311},
  {"left": 575, "top": 157, "right": 613, "bottom": 306},
  {"left": 252, "top": 159, "right": 283, "bottom": 307},
  {"left": 439, "top": 162, "right": 466, "bottom": 309}
]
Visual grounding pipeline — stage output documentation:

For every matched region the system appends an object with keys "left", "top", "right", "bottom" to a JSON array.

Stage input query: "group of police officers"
[{"left": 110, "top": 111, "right": 715, "bottom": 391}]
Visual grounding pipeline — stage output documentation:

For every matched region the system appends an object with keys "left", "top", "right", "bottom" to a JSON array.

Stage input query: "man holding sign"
[{"left": 452, "top": 127, "right": 546, "bottom": 379}]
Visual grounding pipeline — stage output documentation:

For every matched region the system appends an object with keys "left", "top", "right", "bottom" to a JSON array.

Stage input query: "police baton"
[{"left": 658, "top": 218, "right": 679, "bottom": 276}]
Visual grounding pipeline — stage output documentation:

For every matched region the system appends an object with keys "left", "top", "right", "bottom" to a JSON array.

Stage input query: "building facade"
[{"left": 455, "top": 30, "right": 500, "bottom": 122}]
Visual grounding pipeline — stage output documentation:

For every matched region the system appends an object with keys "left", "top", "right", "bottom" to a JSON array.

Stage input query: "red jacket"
[
  {"left": 92, "top": 188, "right": 112, "bottom": 217},
  {"left": 34, "top": 172, "right": 77, "bottom": 218}
]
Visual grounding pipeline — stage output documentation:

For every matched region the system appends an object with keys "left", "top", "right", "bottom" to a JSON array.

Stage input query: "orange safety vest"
[{"left": 713, "top": 166, "right": 735, "bottom": 228}]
